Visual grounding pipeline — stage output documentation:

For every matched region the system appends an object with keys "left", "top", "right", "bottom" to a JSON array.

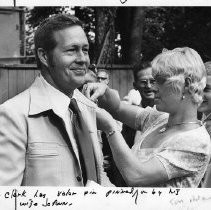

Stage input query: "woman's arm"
[
  {"left": 96, "top": 108, "right": 168, "bottom": 187},
  {"left": 84, "top": 83, "right": 145, "bottom": 129},
  {"left": 108, "top": 131, "right": 168, "bottom": 186}
]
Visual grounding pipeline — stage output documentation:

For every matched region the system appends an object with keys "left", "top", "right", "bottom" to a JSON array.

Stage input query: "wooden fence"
[{"left": 0, "top": 64, "right": 134, "bottom": 104}]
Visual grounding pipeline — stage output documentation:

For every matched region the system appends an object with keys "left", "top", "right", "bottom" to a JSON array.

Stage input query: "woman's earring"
[{"left": 181, "top": 95, "right": 185, "bottom": 100}]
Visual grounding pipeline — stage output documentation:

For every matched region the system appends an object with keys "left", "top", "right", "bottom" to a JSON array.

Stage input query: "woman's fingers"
[{"left": 83, "top": 83, "right": 108, "bottom": 102}]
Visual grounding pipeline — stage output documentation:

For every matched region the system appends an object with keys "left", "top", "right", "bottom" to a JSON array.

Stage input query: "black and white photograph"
[{"left": 0, "top": 1, "right": 211, "bottom": 209}]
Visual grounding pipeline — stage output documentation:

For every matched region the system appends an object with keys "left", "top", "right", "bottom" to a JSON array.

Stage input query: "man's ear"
[{"left": 37, "top": 48, "right": 49, "bottom": 67}]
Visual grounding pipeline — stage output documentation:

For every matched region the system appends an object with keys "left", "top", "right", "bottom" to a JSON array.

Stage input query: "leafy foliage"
[
  {"left": 25, "top": 7, "right": 68, "bottom": 62},
  {"left": 25, "top": 7, "right": 211, "bottom": 64},
  {"left": 142, "top": 7, "right": 211, "bottom": 62},
  {"left": 25, "top": 7, "right": 96, "bottom": 62}
]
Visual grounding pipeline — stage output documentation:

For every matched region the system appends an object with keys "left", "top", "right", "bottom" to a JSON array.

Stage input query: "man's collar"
[
  {"left": 29, "top": 74, "right": 97, "bottom": 116},
  {"left": 29, "top": 75, "right": 71, "bottom": 117},
  {"left": 29, "top": 75, "right": 52, "bottom": 115}
]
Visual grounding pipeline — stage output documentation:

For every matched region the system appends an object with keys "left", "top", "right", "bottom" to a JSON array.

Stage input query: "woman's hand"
[
  {"left": 96, "top": 108, "right": 117, "bottom": 134},
  {"left": 83, "top": 83, "right": 108, "bottom": 103}
]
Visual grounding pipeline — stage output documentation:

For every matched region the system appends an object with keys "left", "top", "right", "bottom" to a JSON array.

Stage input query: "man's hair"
[
  {"left": 133, "top": 61, "right": 151, "bottom": 82},
  {"left": 34, "top": 14, "right": 83, "bottom": 68},
  {"left": 151, "top": 47, "right": 206, "bottom": 105},
  {"left": 205, "top": 61, "right": 211, "bottom": 76}
]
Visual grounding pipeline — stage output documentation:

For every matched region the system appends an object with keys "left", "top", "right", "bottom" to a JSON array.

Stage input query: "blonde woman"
[{"left": 84, "top": 47, "right": 211, "bottom": 187}]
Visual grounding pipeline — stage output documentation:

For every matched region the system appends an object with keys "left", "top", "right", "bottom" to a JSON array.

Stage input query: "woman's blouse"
[{"left": 132, "top": 107, "right": 211, "bottom": 187}]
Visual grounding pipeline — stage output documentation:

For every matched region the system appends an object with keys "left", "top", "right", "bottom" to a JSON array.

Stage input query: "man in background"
[
  {"left": 121, "top": 62, "right": 155, "bottom": 147},
  {"left": 97, "top": 69, "right": 110, "bottom": 85},
  {"left": 96, "top": 68, "right": 122, "bottom": 182},
  {"left": 132, "top": 62, "right": 155, "bottom": 108},
  {"left": 111, "top": 62, "right": 155, "bottom": 186}
]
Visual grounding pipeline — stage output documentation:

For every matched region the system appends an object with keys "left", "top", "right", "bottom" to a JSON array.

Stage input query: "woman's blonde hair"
[{"left": 151, "top": 47, "right": 206, "bottom": 105}]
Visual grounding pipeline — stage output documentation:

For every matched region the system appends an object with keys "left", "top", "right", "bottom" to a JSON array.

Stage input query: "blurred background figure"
[
  {"left": 96, "top": 68, "right": 122, "bottom": 183},
  {"left": 97, "top": 69, "right": 110, "bottom": 85},
  {"left": 123, "top": 89, "right": 142, "bottom": 106},
  {"left": 198, "top": 61, "right": 211, "bottom": 131},
  {"left": 123, "top": 62, "right": 154, "bottom": 108},
  {"left": 122, "top": 62, "right": 155, "bottom": 148},
  {"left": 132, "top": 62, "right": 155, "bottom": 108},
  {"left": 85, "top": 69, "right": 97, "bottom": 83},
  {"left": 78, "top": 65, "right": 97, "bottom": 92},
  {"left": 116, "top": 61, "right": 156, "bottom": 186},
  {"left": 198, "top": 61, "right": 211, "bottom": 187}
]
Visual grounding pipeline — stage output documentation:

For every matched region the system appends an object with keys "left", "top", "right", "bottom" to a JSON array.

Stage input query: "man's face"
[
  {"left": 133, "top": 67, "right": 155, "bottom": 100},
  {"left": 97, "top": 71, "right": 109, "bottom": 85},
  {"left": 198, "top": 75, "right": 211, "bottom": 115},
  {"left": 46, "top": 25, "right": 90, "bottom": 95}
]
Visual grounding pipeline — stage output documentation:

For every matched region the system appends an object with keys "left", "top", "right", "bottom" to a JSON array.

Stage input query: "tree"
[
  {"left": 94, "top": 7, "right": 117, "bottom": 65},
  {"left": 161, "top": 7, "right": 211, "bottom": 61},
  {"left": 116, "top": 7, "right": 146, "bottom": 65},
  {"left": 25, "top": 7, "right": 69, "bottom": 63},
  {"left": 142, "top": 7, "right": 211, "bottom": 61},
  {"left": 25, "top": 7, "right": 211, "bottom": 65},
  {"left": 25, "top": 7, "right": 118, "bottom": 65}
]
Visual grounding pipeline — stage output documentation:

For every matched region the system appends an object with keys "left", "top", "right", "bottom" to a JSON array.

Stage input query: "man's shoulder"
[
  {"left": 0, "top": 76, "right": 46, "bottom": 114},
  {"left": 0, "top": 87, "right": 31, "bottom": 114},
  {"left": 74, "top": 89, "right": 98, "bottom": 109}
]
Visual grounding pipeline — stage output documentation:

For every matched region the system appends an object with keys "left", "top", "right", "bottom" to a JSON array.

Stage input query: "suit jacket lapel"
[{"left": 28, "top": 75, "right": 81, "bottom": 162}]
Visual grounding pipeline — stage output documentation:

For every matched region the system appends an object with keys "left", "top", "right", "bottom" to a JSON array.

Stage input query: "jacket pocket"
[
  {"left": 28, "top": 149, "right": 58, "bottom": 158},
  {"left": 23, "top": 142, "right": 60, "bottom": 186}
]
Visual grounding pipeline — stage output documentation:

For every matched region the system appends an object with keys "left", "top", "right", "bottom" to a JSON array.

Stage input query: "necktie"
[{"left": 69, "top": 98, "right": 97, "bottom": 185}]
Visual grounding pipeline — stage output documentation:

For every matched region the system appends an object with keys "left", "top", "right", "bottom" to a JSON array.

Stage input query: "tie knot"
[{"left": 69, "top": 98, "right": 80, "bottom": 115}]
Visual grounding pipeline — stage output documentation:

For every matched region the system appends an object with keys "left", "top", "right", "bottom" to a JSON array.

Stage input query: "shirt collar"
[
  {"left": 29, "top": 74, "right": 72, "bottom": 117},
  {"left": 42, "top": 75, "right": 72, "bottom": 117},
  {"left": 29, "top": 74, "right": 97, "bottom": 117}
]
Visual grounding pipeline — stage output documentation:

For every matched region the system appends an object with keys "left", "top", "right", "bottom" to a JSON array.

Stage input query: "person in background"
[
  {"left": 199, "top": 61, "right": 211, "bottom": 136},
  {"left": 115, "top": 62, "right": 156, "bottom": 186},
  {"left": 97, "top": 68, "right": 120, "bottom": 100},
  {"left": 0, "top": 14, "right": 112, "bottom": 186},
  {"left": 123, "top": 62, "right": 154, "bottom": 107},
  {"left": 198, "top": 61, "right": 211, "bottom": 187},
  {"left": 78, "top": 67, "right": 97, "bottom": 92},
  {"left": 84, "top": 47, "right": 211, "bottom": 187},
  {"left": 96, "top": 68, "right": 122, "bottom": 183},
  {"left": 97, "top": 69, "right": 110, "bottom": 85},
  {"left": 85, "top": 69, "right": 97, "bottom": 83},
  {"left": 122, "top": 62, "right": 155, "bottom": 148},
  {"left": 123, "top": 89, "right": 142, "bottom": 106}
]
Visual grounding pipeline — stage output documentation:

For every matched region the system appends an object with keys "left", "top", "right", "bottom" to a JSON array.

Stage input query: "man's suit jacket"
[{"left": 0, "top": 75, "right": 112, "bottom": 186}]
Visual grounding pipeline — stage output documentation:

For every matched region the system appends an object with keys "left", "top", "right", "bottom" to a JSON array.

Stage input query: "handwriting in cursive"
[
  {"left": 105, "top": 187, "right": 147, "bottom": 205},
  {"left": 4, "top": 189, "right": 26, "bottom": 199},
  {"left": 42, "top": 198, "right": 72, "bottom": 207}
]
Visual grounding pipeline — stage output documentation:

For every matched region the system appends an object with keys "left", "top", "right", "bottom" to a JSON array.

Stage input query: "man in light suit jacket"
[{"left": 0, "top": 14, "right": 112, "bottom": 186}]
